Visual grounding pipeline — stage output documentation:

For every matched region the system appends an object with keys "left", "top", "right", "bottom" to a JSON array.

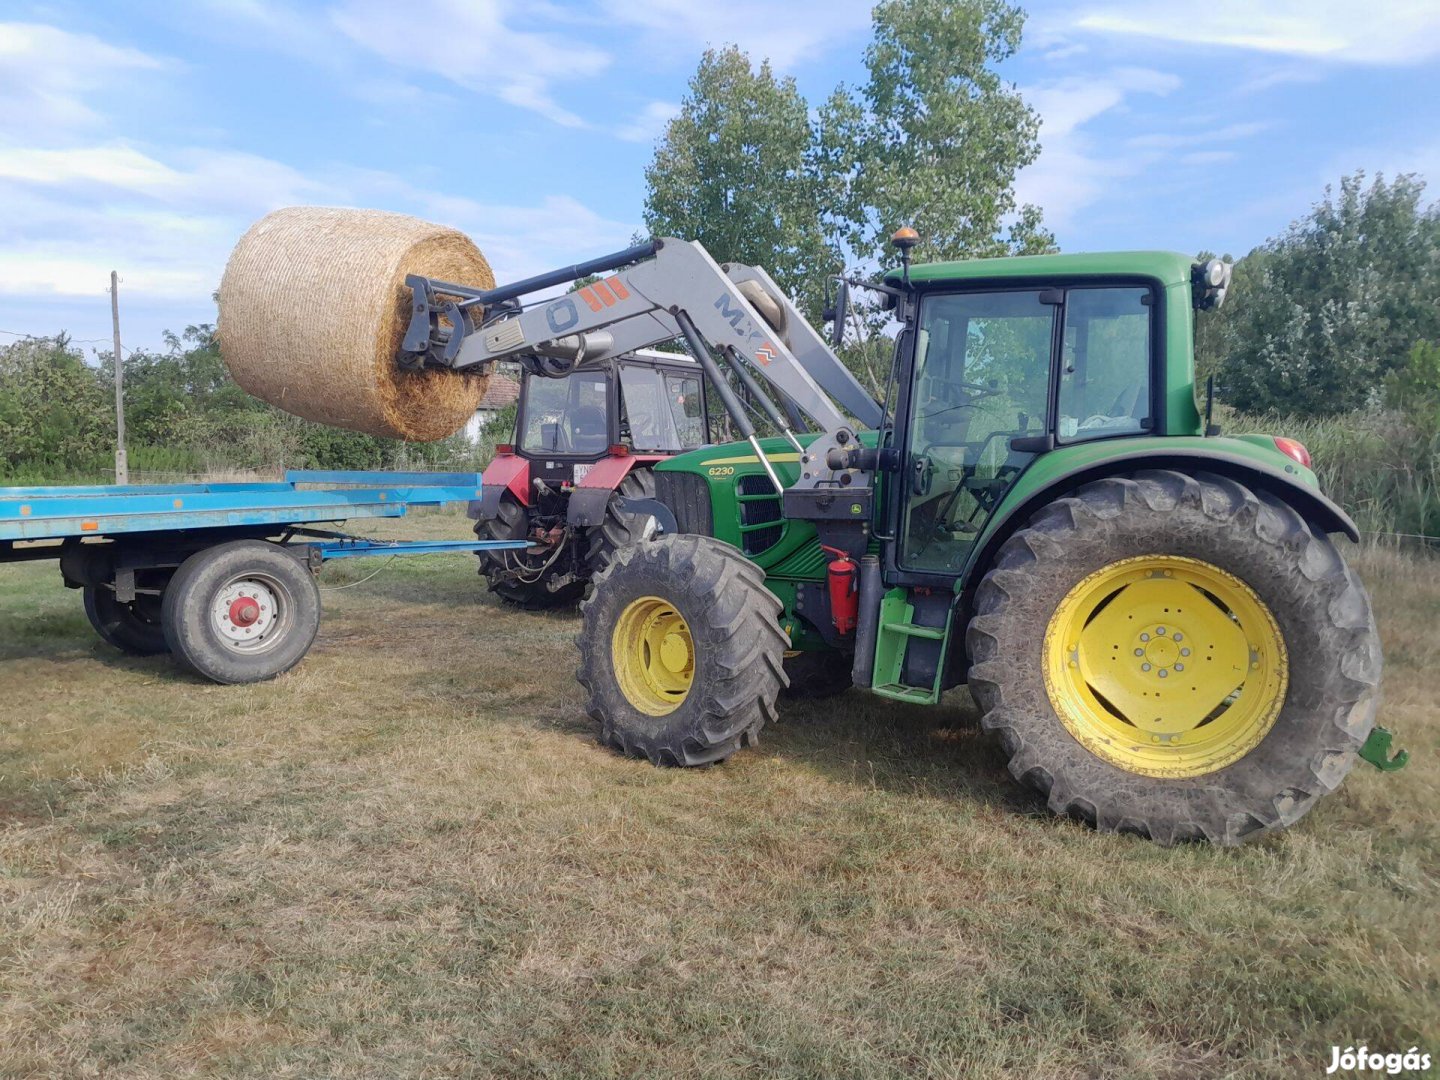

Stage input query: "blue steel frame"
[{"left": 0, "top": 470, "right": 528, "bottom": 561}]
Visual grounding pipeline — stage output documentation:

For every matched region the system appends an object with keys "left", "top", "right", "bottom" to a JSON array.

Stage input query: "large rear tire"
[
  {"left": 475, "top": 495, "right": 584, "bottom": 609},
  {"left": 584, "top": 468, "right": 658, "bottom": 572},
  {"left": 966, "top": 470, "right": 1381, "bottom": 846},
  {"left": 577, "top": 534, "right": 788, "bottom": 766}
]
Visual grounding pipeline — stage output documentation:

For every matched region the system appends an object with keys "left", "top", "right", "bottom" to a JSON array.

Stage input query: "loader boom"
[{"left": 403, "top": 238, "right": 881, "bottom": 438}]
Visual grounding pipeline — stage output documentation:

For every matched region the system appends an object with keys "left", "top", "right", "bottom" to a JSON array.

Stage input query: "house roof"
[{"left": 477, "top": 376, "right": 520, "bottom": 410}]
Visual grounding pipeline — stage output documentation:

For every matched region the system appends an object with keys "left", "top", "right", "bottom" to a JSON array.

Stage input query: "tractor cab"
[
  {"left": 514, "top": 349, "right": 710, "bottom": 490},
  {"left": 893, "top": 271, "right": 1159, "bottom": 579}
]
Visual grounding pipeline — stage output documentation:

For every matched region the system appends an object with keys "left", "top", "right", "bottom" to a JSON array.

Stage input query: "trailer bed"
[
  {"left": 0, "top": 470, "right": 529, "bottom": 683},
  {"left": 0, "top": 470, "right": 491, "bottom": 546}
]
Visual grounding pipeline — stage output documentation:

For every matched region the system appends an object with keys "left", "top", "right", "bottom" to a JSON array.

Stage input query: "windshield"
[
  {"left": 520, "top": 371, "right": 610, "bottom": 454},
  {"left": 620, "top": 364, "right": 706, "bottom": 452}
]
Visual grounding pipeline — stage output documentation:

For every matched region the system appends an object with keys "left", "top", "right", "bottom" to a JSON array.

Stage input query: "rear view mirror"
[{"left": 823, "top": 277, "right": 849, "bottom": 350}]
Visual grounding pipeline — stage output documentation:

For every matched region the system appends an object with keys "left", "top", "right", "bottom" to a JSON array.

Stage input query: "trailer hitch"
[{"left": 1359, "top": 726, "right": 1409, "bottom": 773}]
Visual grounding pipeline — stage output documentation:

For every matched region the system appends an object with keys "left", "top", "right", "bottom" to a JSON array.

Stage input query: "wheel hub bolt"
[{"left": 228, "top": 597, "right": 261, "bottom": 627}]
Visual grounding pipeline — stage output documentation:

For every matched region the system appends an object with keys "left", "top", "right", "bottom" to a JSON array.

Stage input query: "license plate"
[{"left": 572, "top": 463, "right": 593, "bottom": 482}]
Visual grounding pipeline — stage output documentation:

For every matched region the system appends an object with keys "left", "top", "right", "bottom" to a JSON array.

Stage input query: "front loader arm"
[{"left": 436, "top": 239, "right": 864, "bottom": 434}]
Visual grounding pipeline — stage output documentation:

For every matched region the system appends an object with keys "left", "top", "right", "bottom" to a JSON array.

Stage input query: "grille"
[{"left": 737, "top": 473, "right": 784, "bottom": 556}]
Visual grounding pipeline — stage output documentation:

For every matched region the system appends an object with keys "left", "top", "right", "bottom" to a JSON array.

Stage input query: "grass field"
[{"left": 1, "top": 513, "right": 1436, "bottom": 1078}]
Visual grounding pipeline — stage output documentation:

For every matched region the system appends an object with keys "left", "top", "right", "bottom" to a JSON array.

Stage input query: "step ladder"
[{"left": 869, "top": 589, "right": 953, "bottom": 704}]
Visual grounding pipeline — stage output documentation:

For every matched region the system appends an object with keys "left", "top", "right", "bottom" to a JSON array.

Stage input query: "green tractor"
[
  {"left": 571, "top": 246, "right": 1397, "bottom": 845},
  {"left": 398, "top": 232, "right": 1402, "bottom": 844}
]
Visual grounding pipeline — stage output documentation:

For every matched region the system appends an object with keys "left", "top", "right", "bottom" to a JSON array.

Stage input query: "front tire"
[
  {"left": 966, "top": 470, "right": 1381, "bottom": 846},
  {"left": 577, "top": 534, "right": 788, "bottom": 766}
]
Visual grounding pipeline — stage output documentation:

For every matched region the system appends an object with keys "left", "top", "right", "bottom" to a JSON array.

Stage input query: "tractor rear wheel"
[
  {"left": 475, "top": 495, "right": 584, "bottom": 609},
  {"left": 577, "top": 534, "right": 788, "bottom": 766},
  {"left": 966, "top": 470, "right": 1380, "bottom": 846},
  {"left": 585, "top": 468, "right": 658, "bottom": 571}
]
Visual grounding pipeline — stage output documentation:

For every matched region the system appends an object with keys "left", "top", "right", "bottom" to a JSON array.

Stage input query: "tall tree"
[
  {"left": 816, "top": 0, "right": 1052, "bottom": 266},
  {"left": 643, "top": 47, "right": 835, "bottom": 320},
  {"left": 1210, "top": 172, "right": 1440, "bottom": 417}
]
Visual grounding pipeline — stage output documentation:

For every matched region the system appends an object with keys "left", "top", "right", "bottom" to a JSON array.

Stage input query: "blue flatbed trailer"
[{"left": 0, "top": 470, "right": 528, "bottom": 683}]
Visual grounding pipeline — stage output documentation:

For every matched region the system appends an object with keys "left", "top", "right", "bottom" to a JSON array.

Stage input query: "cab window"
[
  {"left": 520, "top": 373, "right": 609, "bottom": 454},
  {"left": 620, "top": 365, "right": 706, "bottom": 452},
  {"left": 1057, "top": 287, "right": 1152, "bottom": 442}
]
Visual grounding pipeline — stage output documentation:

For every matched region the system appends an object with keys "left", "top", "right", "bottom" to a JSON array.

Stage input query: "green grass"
[{"left": 0, "top": 515, "right": 1436, "bottom": 1078}]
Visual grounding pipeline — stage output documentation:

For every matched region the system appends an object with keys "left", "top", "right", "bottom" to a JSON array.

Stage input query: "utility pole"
[{"left": 110, "top": 270, "right": 128, "bottom": 485}]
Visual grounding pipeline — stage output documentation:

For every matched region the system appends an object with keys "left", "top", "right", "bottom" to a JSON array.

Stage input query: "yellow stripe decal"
[{"left": 700, "top": 453, "right": 802, "bottom": 466}]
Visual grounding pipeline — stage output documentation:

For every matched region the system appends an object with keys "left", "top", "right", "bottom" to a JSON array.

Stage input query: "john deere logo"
[{"left": 851, "top": 503, "right": 863, "bottom": 515}]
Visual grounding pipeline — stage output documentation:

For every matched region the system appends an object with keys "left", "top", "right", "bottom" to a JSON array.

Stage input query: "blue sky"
[{"left": 2, "top": 0, "right": 1438, "bottom": 357}]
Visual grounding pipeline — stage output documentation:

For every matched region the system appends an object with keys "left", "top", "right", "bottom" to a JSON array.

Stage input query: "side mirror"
[{"left": 829, "top": 279, "right": 846, "bottom": 351}]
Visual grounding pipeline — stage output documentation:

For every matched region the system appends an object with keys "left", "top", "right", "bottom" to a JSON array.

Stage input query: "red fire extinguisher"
[{"left": 821, "top": 544, "right": 859, "bottom": 636}]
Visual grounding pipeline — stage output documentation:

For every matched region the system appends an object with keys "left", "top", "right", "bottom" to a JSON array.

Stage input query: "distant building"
[{"left": 464, "top": 374, "right": 520, "bottom": 443}]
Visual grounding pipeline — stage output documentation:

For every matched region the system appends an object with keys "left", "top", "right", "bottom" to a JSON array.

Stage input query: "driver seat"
[{"left": 568, "top": 405, "right": 609, "bottom": 453}]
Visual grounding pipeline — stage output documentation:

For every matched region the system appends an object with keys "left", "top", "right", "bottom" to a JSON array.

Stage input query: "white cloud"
[
  {"left": 606, "top": 0, "right": 873, "bottom": 71},
  {"left": 0, "top": 142, "right": 637, "bottom": 306},
  {"left": 328, "top": 0, "right": 612, "bottom": 127},
  {"left": 0, "top": 23, "right": 167, "bottom": 141},
  {"left": 615, "top": 101, "right": 680, "bottom": 144},
  {"left": 1127, "top": 121, "right": 1270, "bottom": 150},
  {"left": 1179, "top": 150, "right": 1239, "bottom": 167},
  {"left": 1014, "top": 68, "right": 1181, "bottom": 229},
  {"left": 1068, "top": 1, "right": 1440, "bottom": 64}
]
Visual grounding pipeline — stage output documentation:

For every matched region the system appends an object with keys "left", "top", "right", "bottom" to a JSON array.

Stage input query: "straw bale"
[{"left": 218, "top": 206, "right": 493, "bottom": 440}]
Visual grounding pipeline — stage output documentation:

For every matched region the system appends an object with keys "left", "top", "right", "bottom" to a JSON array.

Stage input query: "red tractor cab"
[{"left": 470, "top": 350, "right": 710, "bottom": 607}]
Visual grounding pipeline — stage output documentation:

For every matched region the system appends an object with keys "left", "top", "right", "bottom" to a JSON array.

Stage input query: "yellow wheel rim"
[
  {"left": 612, "top": 596, "right": 695, "bottom": 716},
  {"left": 1043, "top": 555, "right": 1288, "bottom": 778}
]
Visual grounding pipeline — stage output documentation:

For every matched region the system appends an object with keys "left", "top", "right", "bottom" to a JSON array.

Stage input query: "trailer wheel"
[
  {"left": 475, "top": 495, "right": 584, "bottom": 609},
  {"left": 577, "top": 534, "right": 788, "bottom": 766},
  {"left": 84, "top": 583, "right": 169, "bottom": 656},
  {"left": 966, "top": 470, "right": 1381, "bottom": 846},
  {"left": 162, "top": 540, "right": 321, "bottom": 684}
]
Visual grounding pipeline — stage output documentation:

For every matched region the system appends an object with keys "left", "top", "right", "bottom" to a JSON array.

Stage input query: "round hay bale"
[{"left": 218, "top": 206, "right": 494, "bottom": 441}]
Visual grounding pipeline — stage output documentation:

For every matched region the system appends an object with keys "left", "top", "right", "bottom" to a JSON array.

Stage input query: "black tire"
[
  {"left": 84, "top": 583, "right": 169, "bottom": 655},
  {"left": 475, "top": 496, "right": 584, "bottom": 609},
  {"left": 781, "top": 649, "right": 853, "bottom": 699},
  {"left": 577, "top": 533, "right": 789, "bottom": 766},
  {"left": 966, "top": 470, "right": 1381, "bottom": 846},
  {"left": 584, "top": 468, "right": 658, "bottom": 571},
  {"left": 162, "top": 540, "right": 321, "bottom": 684}
]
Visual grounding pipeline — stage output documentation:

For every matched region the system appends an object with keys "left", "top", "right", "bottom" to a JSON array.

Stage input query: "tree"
[
  {"left": 0, "top": 335, "right": 111, "bottom": 472},
  {"left": 643, "top": 47, "right": 838, "bottom": 321},
  {"left": 1209, "top": 172, "right": 1440, "bottom": 417},
  {"left": 816, "top": 0, "right": 1052, "bottom": 267}
]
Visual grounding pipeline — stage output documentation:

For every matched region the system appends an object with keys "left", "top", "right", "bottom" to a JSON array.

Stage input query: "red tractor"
[{"left": 470, "top": 349, "right": 711, "bottom": 606}]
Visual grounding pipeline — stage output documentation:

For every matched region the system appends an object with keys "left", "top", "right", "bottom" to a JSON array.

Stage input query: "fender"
[
  {"left": 468, "top": 453, "right": 530, "bottom": 521},
  {"left": 566, "top": 454, "right": 667, "bottom": 527},
  {"left": 960, "top": 449, "right": 1360, "bottom": 614}
]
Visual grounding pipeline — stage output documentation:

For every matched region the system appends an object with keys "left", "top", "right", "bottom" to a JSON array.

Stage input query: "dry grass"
[{"left": 0, "top": 516, "right": 1435, "bottom": 1078}]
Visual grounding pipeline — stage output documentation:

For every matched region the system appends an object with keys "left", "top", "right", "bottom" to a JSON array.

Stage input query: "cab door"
[
  {"left": 895, "top": 288, "right": 1057, "bottom": 576},
  {"left": 893, "top": 284, "right": 1157, "bottom": 579}
]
